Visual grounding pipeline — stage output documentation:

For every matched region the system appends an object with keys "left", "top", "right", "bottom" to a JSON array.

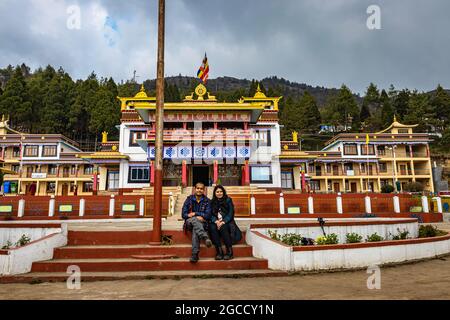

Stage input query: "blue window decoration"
[
  {"left": 224, "top": 147, "right": 236, "bottom": 158},
  {"left": 147, "top": 147, "right": 156, "bottom": 159},
  {"left": 194, "top": 147, "right": 206, "bottom": 159},
  {"left": 179, "top": 147, "right": 192, "bottom": 158},
  {"left": 237, "top": 146, "right": 250, "bottom": 158},
  {"left": 164, "top": 146, "right": 177, "bottom": 159}
]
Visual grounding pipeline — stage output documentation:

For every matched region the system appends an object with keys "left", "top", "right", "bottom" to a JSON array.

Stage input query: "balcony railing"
[{"left": 146, "top": 129, "right": 253, "bottom": 141}]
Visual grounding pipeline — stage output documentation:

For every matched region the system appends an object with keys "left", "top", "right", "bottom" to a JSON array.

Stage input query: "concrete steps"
[
  {"left": 31, "top": 257, "right": 268, "bottom": 272},
  {"left": 0, "top": 269, "right": 288, "bottom": 283},
  {"left": 53, "top": 244, "right": 253, "bottom": 259}
]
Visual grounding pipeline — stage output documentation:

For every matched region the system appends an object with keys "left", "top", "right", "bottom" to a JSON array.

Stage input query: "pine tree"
[
  {"left": 380, "top": 89, "right": 394, "bottom": 128},
  {"left": 323, "top": 85, "right": 360, "bottom": 131},
  {"left": 393, "top": 89, "right": 410, "bottom": 120},
  {"left": 404, "top": 90, "right": 434, "bottom": 132},
  {"left": 300, "top": 91, "right": 321, "bottom": 133},
  {"left": 0, "top": 66, "right": 32, "bottom": 130},
  {"left": 431, "top": 84, "right": 450, "bottom": 132}
]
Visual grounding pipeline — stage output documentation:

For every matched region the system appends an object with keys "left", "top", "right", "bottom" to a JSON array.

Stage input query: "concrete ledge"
[
  {"left": 0, "top": 224, "right": 68, "bottom": 275},
  {"left": 246, "top": 219, "right": 450, "bottom": 271}
]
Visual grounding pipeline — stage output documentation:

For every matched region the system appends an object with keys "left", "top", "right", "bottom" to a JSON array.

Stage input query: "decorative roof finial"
[
  {"left": 256, "top": 83, "right": 261, "bottom": 93},
  {"left": 393, "top": 114, "right": 397, "bottom": 122},
  {"left": 292, "top": 131, "right": 298, "bottom": 143},
  {"left": 102, "top": 131, "right": 108, "bottom": 143},
  {"left": 140, "top": 84, "right": 145, "bottom": 92}
]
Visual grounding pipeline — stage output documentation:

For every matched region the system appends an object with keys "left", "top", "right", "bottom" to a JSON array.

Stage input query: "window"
[
  {"left": 250, "top": 166, "right": 272, "bottom": 184},
  {"left": 84, "top": 165, "right": 94, "bottom": 175},
  {"left": 46, "top": 182, "right": 56, "bottom": 194},
  {"left": 377, "top": 146, "right": 386, "bottom": 156},
  {"left": 70, "top": 166, "right": 77, "bottom": 175},
  {"left": 360, "top": 144, "right": 375, "bottom": 155},
  {"left": 11, "top": 165, "right": 20, "bottom": 173},
  {"left": 129, "top": 131, "right": 147, "bottom": 147},
  {"left": 398, "top": 129, "right": 409, "bottom": 134},
  {"left": 13, "top": 147, "right": 20, "bottom": 158},
  {"left": 108, "top": 171, "right": 120, "bottom": 190},
  {"left": 281, "top": 171, "right": 293, "bottom": 189},
  {"left": 128, "top": 167, "right": 150, "bottom": 183},
  {"left": 344, "top": 163, "right": 353, "bottom": 171},
  {"left": 252, "top": 129, "right": 271, "bottom": 147},
  {"left": 343, "top": 144, "right": 358, "bottom": 155},
  {"left": 48, "top": 165, "right": 57, "bottom": 175},
  {"left": 83, "top": 182, "right": 93, "bottom": 193},
  {"left": 42, "top": 145, "right": 57, "bottom": 157},
  {"left": 379, "top": 162, "right": 387, "bottom": 173},
  {"left": 310, "top": 180, "right": 320, "bottom": 191},
  {"left": 23, "top": 145, "right": 39, "bottom": 157}
]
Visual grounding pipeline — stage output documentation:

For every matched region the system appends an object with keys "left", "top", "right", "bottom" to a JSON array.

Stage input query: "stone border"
[{"left": 246, "top": 219, "right": 450, "bottom": 271}]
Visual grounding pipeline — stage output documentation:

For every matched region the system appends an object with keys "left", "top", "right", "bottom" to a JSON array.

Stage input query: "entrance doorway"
[
  {"left": 333, "top": 182, "right": 340, "bottom": 193},
  {"left": 192, "top": 165, "right": 210, "bottom": 186},
  {"left": 350, "top": 182, "right": 357, "bottom": 193}
]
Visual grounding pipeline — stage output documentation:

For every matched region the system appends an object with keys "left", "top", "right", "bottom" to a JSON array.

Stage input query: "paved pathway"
[{"left": 1, "top": 255, "right": 450, "bottom": 300}]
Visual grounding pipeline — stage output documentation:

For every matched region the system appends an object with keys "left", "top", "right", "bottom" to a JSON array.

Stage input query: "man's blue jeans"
[{"left": 185, "top": 217, "right": 208, "bottom": 254}]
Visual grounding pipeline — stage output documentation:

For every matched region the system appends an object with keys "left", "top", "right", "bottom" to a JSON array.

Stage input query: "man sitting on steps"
[{"left": 181, "top": 182, "right": 213, "bottom": 263}]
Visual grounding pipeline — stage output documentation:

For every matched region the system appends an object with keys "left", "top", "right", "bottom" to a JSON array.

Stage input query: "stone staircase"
[{"left": 2, "top": 229, "right": 282, "bottom": 283}]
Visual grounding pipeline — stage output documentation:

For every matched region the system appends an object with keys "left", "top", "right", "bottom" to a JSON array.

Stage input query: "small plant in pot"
[
  {"left": 366, "top": 232, "right": 384, "bottom": 242},
  {"left": 346, "top": 232, "right": 363, "bottom": 243}
]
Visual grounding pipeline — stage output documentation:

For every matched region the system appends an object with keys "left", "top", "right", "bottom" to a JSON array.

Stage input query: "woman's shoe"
[
  {"left": 223, "top": 247, "right": 233, "bottom": 260},
  {"left": 215, "top": 247, "right": 224, "bottom": 260}
]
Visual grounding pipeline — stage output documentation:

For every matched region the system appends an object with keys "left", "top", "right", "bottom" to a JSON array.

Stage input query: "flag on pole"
[{"left": 197, "top": 53, "right": 209, "bottom": 83}]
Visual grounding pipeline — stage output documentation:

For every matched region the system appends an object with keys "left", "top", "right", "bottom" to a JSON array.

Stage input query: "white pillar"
[
  {"left": 436, "top": 197, "right": 443, "bottom": 214},
  {"left": 18, "top": 199, "right": 25, "bottom": 217},
  {"left": 393, "top": 196, "right": 401, "bottom": 213},
  {"left": 139, "top": 197, "right": 145, "bottom": 216},
  {"left": 365, "top": 196, "right": 372, "bottom": 214},
  {"left": 421, "top": 196, "right": 429, "bottom": 213},
  {"left": 168, "top": 192, "right": 174, "bottom": 216},
  {"left": 250, "top": 196, "right": 256, "bottom": 215},
  {"left": 279, "top": 193, "right": 285, "bottom": 214},
  {"left": 109, "top": 195, "right": 115, "bottom": 217},
  {"left": 336, "top": 193, "right": 343, "bottom": 214},
  {"left": 49, "top": 195, "right": 55, "bottom": 217},
  {"left": 308, "top": 196, "right": 314, "bottom": 214},
  {"left": 79, "top": 198, "right": 85, "bottom": 217}
]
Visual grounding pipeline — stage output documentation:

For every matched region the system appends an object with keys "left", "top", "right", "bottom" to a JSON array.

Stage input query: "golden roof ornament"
[
  {"left": 292, "top": 131, "right": 299, "bottom": 143},
  {"left": 134, "top": 84, "right": 148, "bottom": 98},
  {"left": 102, "top": 131, "right": 108, "bottom": 143},
  {"left": 253, "top": 83, "right": 267, "bottom": 99}
]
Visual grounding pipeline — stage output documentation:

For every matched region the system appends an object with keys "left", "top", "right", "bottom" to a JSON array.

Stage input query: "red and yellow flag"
[{"left": 197, "top": 53, "right": 209, "bottom": 83}]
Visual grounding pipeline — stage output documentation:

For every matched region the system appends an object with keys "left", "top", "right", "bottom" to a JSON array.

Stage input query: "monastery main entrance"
[{"left": 191, "top": 165, "right": 211, "bottom": 186}]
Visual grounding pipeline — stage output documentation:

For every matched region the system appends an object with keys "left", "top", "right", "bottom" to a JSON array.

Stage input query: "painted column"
[
  {"left": 18, "top": 199, "right": 25, "bottom": 218},
  {"left": 244, "top": 160, "right": 250, "bottom": 186},
  {"left": 279, "top": 193, "right": 285, "bottom": 214},
  {"left": 393, "top": 196, "right": 401, "bottom": 213},
  {"left": 49, "top": 195, "right": 55, "bottom": 217},
  {"left": 213, "top": 160, "right": 218, "bottom": 185},
  {"left": 436, "top": 197, "right": 443, "bottom": 214},
  {"left": 79, "top": 198, "right": 85, "bottom": 217},
  {"left": 365, "top": 196, "right": 372, "bottom": 214},
  {"left": 308, "top": 196, "right": 314, "bottom": 214},
  {"left": 336, "top": 193, "right": 343, "bottom": 214},
  {"left": 109, "top": 195, "right": 115, "bottom": 216},
  {"left": 182, "top": 160, "right": 187, "bottom": 187},
  {"left": 421, "top": 196, "right": 429, "bottom": 213},
  {"left": 150, "top": 160, "right": 155, "bottom": 186},
  {"left": 250, "top": 196, "right": 256, "bottom": 215}
]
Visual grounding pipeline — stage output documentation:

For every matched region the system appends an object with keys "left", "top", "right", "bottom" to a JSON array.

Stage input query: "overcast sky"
[{"left": 1, "top": 0, "right": 449, "bottom": 94}]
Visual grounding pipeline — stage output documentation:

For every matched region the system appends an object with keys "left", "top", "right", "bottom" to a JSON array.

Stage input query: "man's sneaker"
[
  {"left": 205, "top": 238, "right": 213, "bottom": 248},
  {"left": 190, "top": 253, "right": 199, "bottom": 263}
]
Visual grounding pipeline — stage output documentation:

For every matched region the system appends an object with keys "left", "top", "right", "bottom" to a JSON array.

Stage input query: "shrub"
[
  {"left": 316, "top": 233, "right": 339, "bottom": 245},
  {"left": 366, "top": 232, "right": 384, "bottom": 242},
  {"left": 15, "top": 234, "right": 31, "bottom": 247},
  {"left": 267, "top": 230, "right": 304, "bottom": 246},
  {"left": 346, "top": 232, "right": 363, "bottom": 243},
  {"left": 403, "top": 181, "right": 424, "bottom": 193},
  {"left": 391, "top": 228, "right": 410, "bottom": 240},
  {"left": 1, "top": 240, "right": 13, "bottom": 250},
  {"left": 418, "top": 225, "right": 447, "bottom": 238},
  {"left": 381, "top": 184, "right": 395, "bottom": 193}
]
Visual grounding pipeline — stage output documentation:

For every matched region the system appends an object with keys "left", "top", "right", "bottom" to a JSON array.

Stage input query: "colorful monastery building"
[{"left": 0, "top": 86, "right": 435, "bottom": 195}]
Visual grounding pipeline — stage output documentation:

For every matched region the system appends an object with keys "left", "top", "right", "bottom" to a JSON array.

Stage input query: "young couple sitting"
[{"left": 182, "top": 182, "right": 236, "bottom": 263}]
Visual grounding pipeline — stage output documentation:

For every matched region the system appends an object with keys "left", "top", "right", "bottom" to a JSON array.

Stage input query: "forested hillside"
[{"left": 1, "top": 63, "right": 449, "bottom": 152}]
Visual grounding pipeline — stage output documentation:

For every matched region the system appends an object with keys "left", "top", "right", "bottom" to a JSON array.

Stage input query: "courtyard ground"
[{"left": 1, "top": 254, "right": 449, "bottom": 300}]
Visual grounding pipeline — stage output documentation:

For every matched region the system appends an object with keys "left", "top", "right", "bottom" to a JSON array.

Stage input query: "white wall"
[{"left": 0, "top": 225, "right": 68, "bottom": 275}]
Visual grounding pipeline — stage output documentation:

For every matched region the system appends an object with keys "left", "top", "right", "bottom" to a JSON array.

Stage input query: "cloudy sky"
[{"left": 0, "top": 0, "right": 449, "bottom": 94}]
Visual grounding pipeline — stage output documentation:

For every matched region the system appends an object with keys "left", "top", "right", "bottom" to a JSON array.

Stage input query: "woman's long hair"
[{"left": 211, "top": 185, "right": 228, "bottom": 214}]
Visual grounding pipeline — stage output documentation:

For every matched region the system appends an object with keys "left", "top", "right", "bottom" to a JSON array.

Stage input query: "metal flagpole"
[{"left": 151, "top": 0, "right": 165, "bottom": 244}]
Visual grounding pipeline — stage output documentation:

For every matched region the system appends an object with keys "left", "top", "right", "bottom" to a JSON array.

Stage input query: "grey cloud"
[{"left": 0, "top": 0, "right": 449, "bottom": 94}]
